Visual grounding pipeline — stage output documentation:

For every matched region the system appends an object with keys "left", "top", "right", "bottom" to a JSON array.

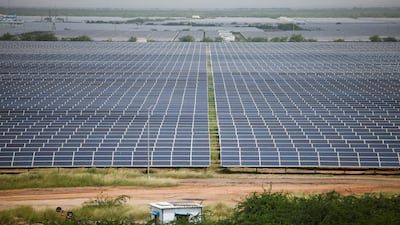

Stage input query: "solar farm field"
[
  {"left": 0, "top": 42, "right": 209, "bottom": 167},
  {"left": 211, "top": 42, "right": 400, "bottom": 168},
  {"left": 0, "top": 41, "right": 400, "bottom": 169}
]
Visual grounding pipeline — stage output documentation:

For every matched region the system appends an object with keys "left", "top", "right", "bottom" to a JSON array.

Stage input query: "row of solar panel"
[
  {"left": 0, "top": 42, "right": 211, "bottom": 167},
  {"left": 0, "top": 150, "right": 210, "bottom": 167},
  {"left": 221, "top": 151, "right": 400, "bottom": 167},
  {"left": 211, "top": 42, "right": 400, "bottom": 167}
]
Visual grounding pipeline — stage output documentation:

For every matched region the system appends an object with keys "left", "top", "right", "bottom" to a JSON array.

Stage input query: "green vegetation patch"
[
  {"left": 227, "top": 191, "right": 400, "bottom": 225},
  {"left": 0, "top": 168, "right": 177, "bottom": 190},
  {"left": 1, "top": 191, "right": 399, "bottom": 225},
  {"left": 0, "top": 31, "right": 58, "bottom": 41},
  {"left": 207, "top": 45, "right": 221, "bottom": 164}
]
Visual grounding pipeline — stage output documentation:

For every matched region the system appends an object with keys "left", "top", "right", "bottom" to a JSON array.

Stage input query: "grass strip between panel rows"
[{"left": 207, "top": 44, "right": 221, "bottom": 166}]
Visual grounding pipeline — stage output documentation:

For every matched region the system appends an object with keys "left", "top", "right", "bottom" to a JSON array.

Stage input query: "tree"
[
  {"left": 19, "top": 31, "right": 58, "bottom": 41},
  {"left": 0, "top": 33, "right": 18, "bottom": 41},
  {"left": 334, "top": 38, "right": 345, "bottom": 42},
  {"left": 128, "top": 37, "right": 137, "bottom": 42},
  {"left": 202, "top": 36, "right": 214, "bottom": 42},
  {"left": 369, "top": 35, "right": 382, "bottom": 42},
  {"left": 383, "top": 36, "right": 397, "bottom": 42},
  {"left": 289, "top": 34, "right": 306, "bottom": 42},
  {"left": 179, "top": 35, "right": 195, "bottom": 42},
  {"left": 248, "top": 37, "right": 268, "bottom": 42},
  {"left": 270, "top": 37, "right": 288, "bottom": 42}
]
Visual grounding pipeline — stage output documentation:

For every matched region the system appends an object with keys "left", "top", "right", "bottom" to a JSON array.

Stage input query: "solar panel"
[
  {"left": 0, "top": 42, "right": 210, "bottom": 167},
  {"left": 211, "top": 42, "right": 400, "bottom": 168},
  {"left": 1, "top": 41, "right": 400, "bottom": 168}
]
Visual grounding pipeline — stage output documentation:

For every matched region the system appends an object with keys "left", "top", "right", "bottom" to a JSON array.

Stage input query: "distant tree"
[
  {"left": 179, "top": 35, "right": 195, "bottom": 42},
  {"left": 19, "top": 32, "right": 58, "bottom": 41},
  {"left": 280, "top": 37, "right": 288, "bottom": 42},
  {"left": 0, "top": 33, "right": 18, "bottom": 41},
  {"left": 289, "top": 34, "right": 306, "bottom": 42},
  {"left": 369, "top": 35, "right": 382, "bottom": 42},
  {"left": 215, "top": 37, "right": 224, "bottom": 42},
  {"left": 270, "top": 37, "right": 281, "bottom": 42},
  {"left": 382, "top": 36, "right": 397, "bottom": 42},
  {"left": 248, "top": 37, "right": 268, "bottom": 42},
  {"left": 270, "top": 37, "right": 288, "bottom": 42},
  {"left": 277, "top": 23, "right": 303, "bottom": 31},
  {"left": 70, "top": 36, "right": 92, "bottom": 41},
  {"left": 202, "top": 36, "right": 214, "bottom": 42},
  {"left": 306, "top": 38, "right": 318, "bottom": 42},
  {"left": 128, "top": 37, "right": 137, "bottom": 42},
  {"left": 334, "top": 38, "right": 345, "bottom": 42}
]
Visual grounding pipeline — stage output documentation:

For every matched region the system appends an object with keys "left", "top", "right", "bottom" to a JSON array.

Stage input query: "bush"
[
  {"left": 289, "top": 34, "right": 306, "bottom": 42},
  {"left": 179, "top": 35, "right": 195, "bottom": 42},
  {"left": 215, "top": 37, "right": 224, "bottom": 42},
  {"left": 19, "top": 31, "right": 58, "bottom": 41},
  {"left": 70, "top": 36, "right": 92, "bottom": 41},
  {"left": 270, "top": 37, "right": 288, "bottom": 42},
  {"left": 370, "top": 35, "right": 382, "bottom": 42},
  {"left": 202, "top": 36, "right": 215, "bottom": 42},
  {"left": 247, "top": 37, "right": 268, "bottom": 42},
  {"left": 128, "top": 36, "right": 137, "bottom": 42},
  {"left": 84, "top": 193, "right": 130, "bottom": 208},
  {"left": 226, "top": 191, "right": 400, "bottom": 225},
  {"left": 277, "top": 23, "right": 303, "bottom": 31},
  {"left": 0, "top": 33, "right": 19, "bottom": 41},
  {"left": 334, "top": 38, "right": 345, "bottom": 42},
  {"left": 383, "top": 36, "right": 397, "bottom": 42}
]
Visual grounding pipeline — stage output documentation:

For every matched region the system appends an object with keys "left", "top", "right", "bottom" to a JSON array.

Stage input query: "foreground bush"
[
  {"left": 1, "top": 191, "right": 398, "bottom": 225},
  {"left": 226, "top": 191, "right": 400, "bottom": 225}
]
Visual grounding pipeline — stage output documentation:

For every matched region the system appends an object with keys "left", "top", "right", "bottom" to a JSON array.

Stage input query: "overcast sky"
[{"left": 2, "top": 0, "right": 400, "bottom": 9}]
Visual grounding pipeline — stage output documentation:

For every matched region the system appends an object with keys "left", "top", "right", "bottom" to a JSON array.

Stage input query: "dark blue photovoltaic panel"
[
  {"left": 212, "top": 42, "right": 400, "bottom": 168},
  {"left": 0, "top": 42, "right": 209, "bottom": 167}
]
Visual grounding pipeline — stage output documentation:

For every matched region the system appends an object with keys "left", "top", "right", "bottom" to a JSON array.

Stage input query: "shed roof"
[{"left": 150, "top": 201, "right": 203, "bottom": 209}]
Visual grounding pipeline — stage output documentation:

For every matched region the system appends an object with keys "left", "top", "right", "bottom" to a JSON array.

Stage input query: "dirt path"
[{"left": 0, "top": 175, "right": 399, "bottom": 210}]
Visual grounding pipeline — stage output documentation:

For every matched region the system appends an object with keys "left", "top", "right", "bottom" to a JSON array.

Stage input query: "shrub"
[
  {"left": 334, "top": 38, "right": 345, "bottom": 42},
  {"left": 270, "top": 37, "right": 288, "bottom": 42},
  {"left": 383, "top": 36, "right": 397, "bottom": 42},
  {"left": 370, "top": 35, "right": 382, "bottom": 42},
  {"left": 128, "top": 36, "right": 137, "bottom": 42},
  {"left": 248, "top": 37, "right": 268, "bottom": 42},
  {"left": 227, "top": 191, "right": 400, "bottom": 225},
  {"left": 0, "top": 32, "right": 19, "bottom": 41},
  {"left": 288, "top": 34, "right": 306, "bottom": 42},
  {"left": 19, "top": 31, "right": 58, "bottom": 41},
  {"left": 277, "top": 23, "right": 303, "bottom": 31},
  {"left": 179, "top": 35, "right": 195, "bottom": 42},
  {"left": 202, "top": 36, "right": 215, "bottom": 42},
  {"left": 84, "top": 193, "right": 130, "bottom": 208}
]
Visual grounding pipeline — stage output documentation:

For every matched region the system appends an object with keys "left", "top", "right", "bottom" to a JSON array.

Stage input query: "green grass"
[
  {"left": 0, "top": 206, "right": 63, "bottom": 225},
  {"left": 207, "top": 45, "right": 220, "bottom": 165},
  {"left": 0, "top": 167, "right": 222, "bottom": 190},
  {"left": 3, "top": 192, "right": 399, "bottom": 225},
  {"left": 0, "top": 168, "right": 177, "bottom": 190}
]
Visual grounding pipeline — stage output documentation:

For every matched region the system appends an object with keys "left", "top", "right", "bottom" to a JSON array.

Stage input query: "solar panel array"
[
  {"left": 1, "top": 41, "right": 400, "bottom": 168},
  {"left": 211, "top": 42, "right": 400, "bottom": 168},
  {"left": 0, "top": 42, "right": 209, "bottom": 167}
]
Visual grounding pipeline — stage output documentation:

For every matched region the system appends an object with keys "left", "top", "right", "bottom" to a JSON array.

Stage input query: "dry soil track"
[{"left": 1, "top": 174, "right": 400, "bottom": 210}]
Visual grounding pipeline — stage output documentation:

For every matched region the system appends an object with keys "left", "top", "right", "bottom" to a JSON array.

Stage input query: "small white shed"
[{"left": 150, "top": 201, "right": 203, "bottom": 224}]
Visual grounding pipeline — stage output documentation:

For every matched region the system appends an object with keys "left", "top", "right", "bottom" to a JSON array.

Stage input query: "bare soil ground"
[{"left": 0, "top": 174, "right": 399, "bottom": 210}]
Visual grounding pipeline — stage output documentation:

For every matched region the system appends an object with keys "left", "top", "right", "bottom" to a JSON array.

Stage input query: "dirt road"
[{"left": 0, "top": 174, "right": 399, "bottom": 210}]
